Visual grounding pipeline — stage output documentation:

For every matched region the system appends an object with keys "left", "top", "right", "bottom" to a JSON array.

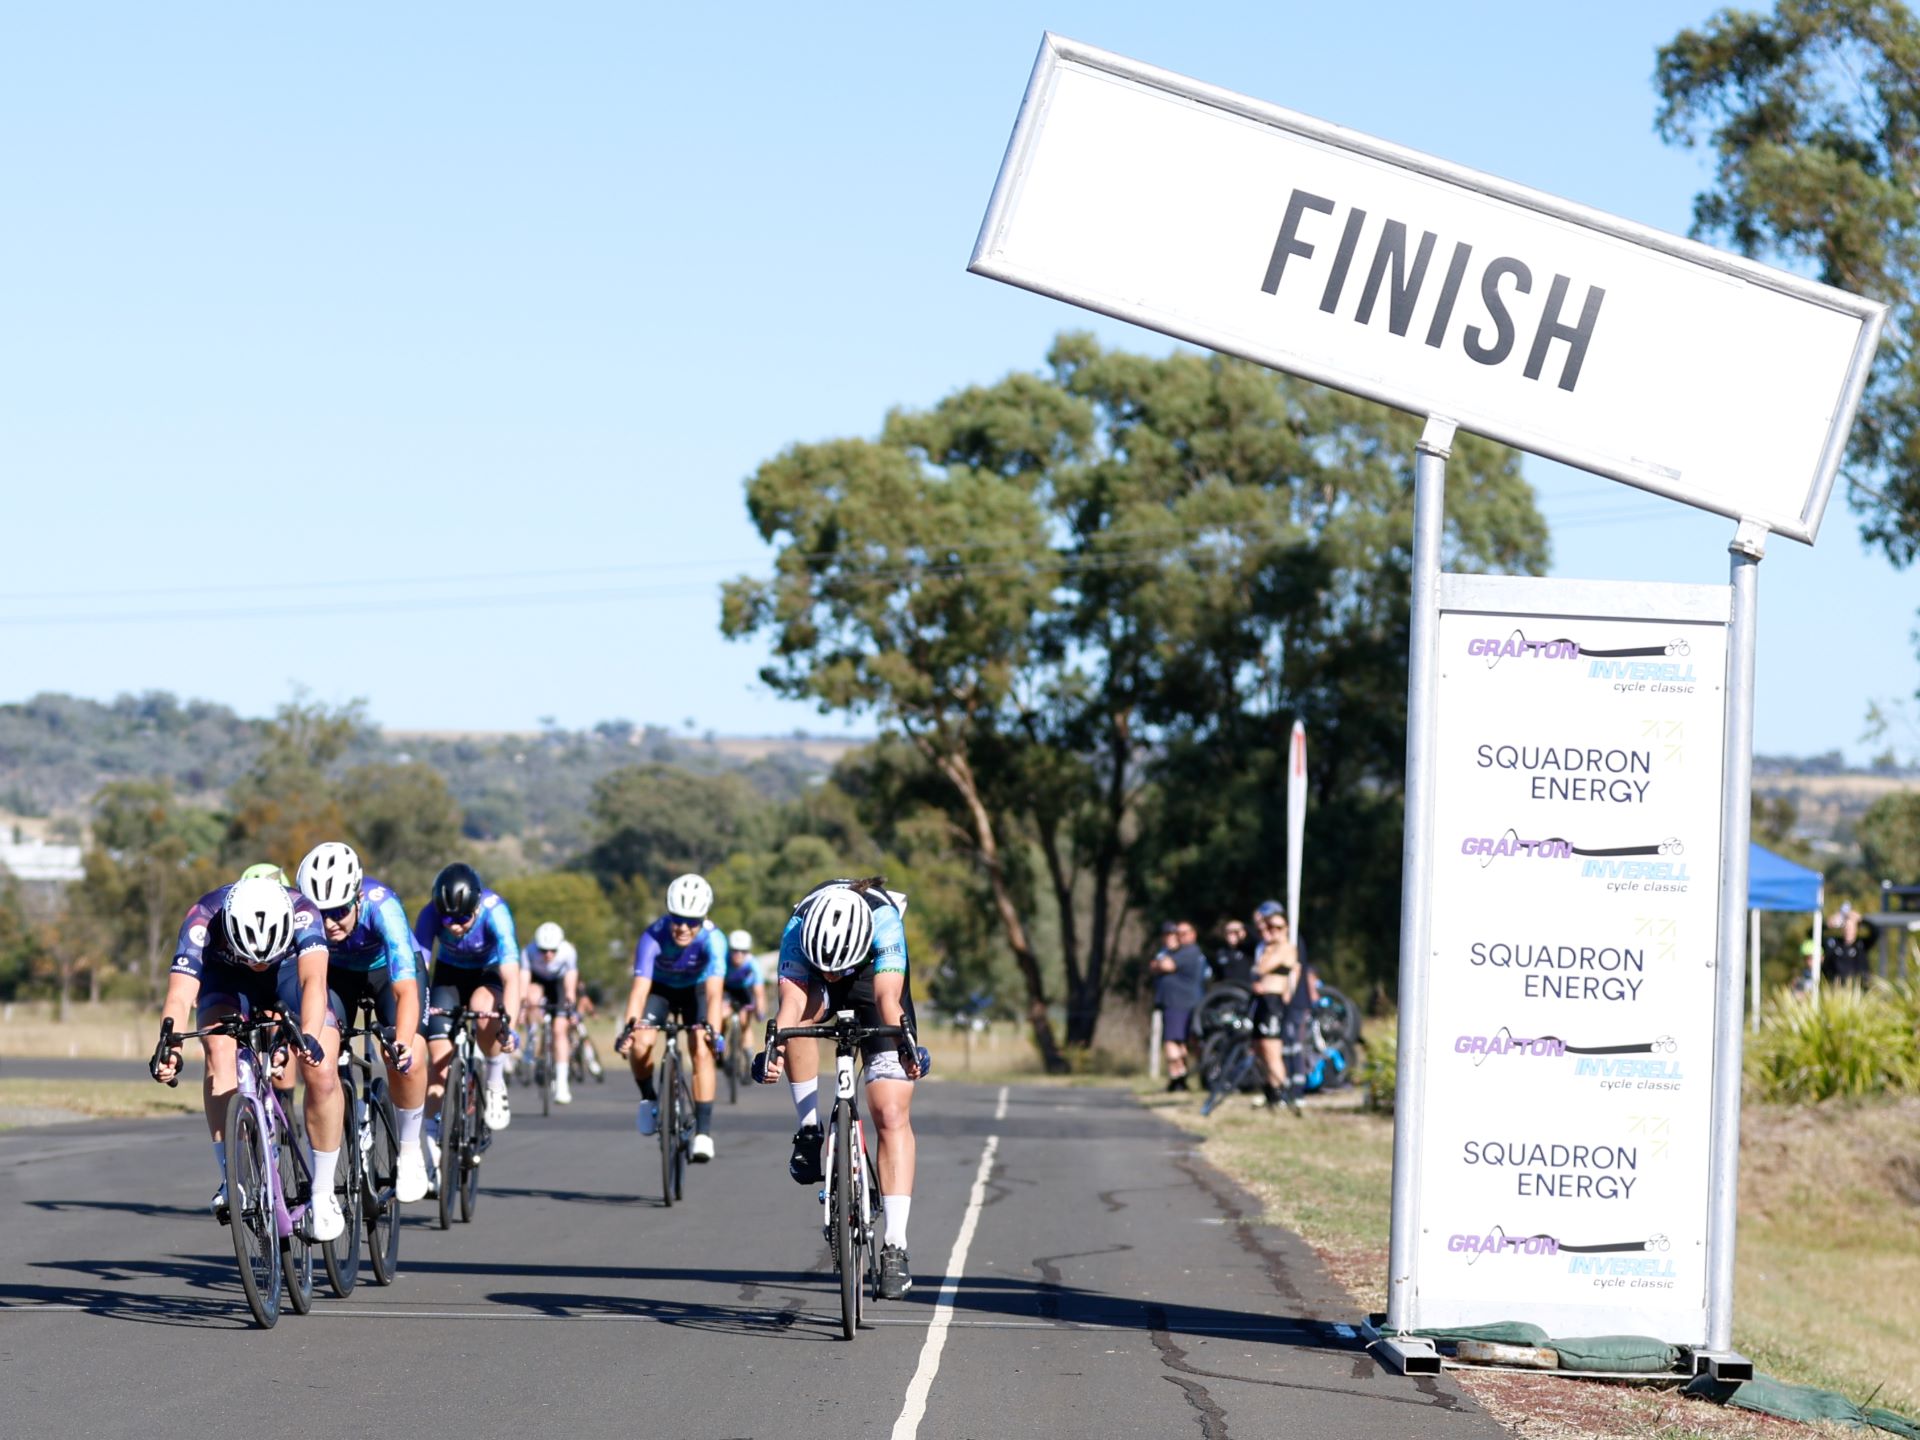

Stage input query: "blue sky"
[{"left": 2, "top": 2, "right": 1912, "bottom": 759}]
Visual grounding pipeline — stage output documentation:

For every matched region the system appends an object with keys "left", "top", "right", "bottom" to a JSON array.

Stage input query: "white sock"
[
  {"left": 790, "top": 1077, "right": 819, "bottom": 1130},
  {"left": 397, "top": 1106, "right": 424, "bottom": 1146},
  {"left": 883, "top": 1195, "right": 911, "bottom": 1249},
  {"left": 312, "top": 1146, "right": 340, "bottom": 1197},
  {"left": 486, "top": 1056, "right": 505, "bottom": 1087},
  {"left": 212, "top": 1140, "right": 226, "bottom": 1179}
]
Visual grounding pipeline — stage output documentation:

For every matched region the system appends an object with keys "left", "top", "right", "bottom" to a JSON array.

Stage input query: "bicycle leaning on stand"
[
  {"left": 756, "top": 1011, "right": 901, "bottom": 1340},
  {"left": 152, "top": 1012, "right": 317, "bottom": 1329},
  {"left": 616, "top": 1016, "right": 702, "bottom": 1207}
]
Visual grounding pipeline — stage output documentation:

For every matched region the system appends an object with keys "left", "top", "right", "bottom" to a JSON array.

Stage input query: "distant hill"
[{"left": 0, "top": 692, "right": 860, "bottom": 861}]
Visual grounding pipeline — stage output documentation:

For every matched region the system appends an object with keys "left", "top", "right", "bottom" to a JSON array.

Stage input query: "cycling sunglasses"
[
  {"left": 321, "top": 900, "right": 359, "bottom": 924},
  {"left": 666, "top": 914, "right": 704, "bottom": 928}
]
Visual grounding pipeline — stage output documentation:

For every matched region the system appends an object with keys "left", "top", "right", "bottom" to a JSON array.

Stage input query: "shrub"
[
  {"left": 1745, "top": 983, "right": 1920, "bottom": 1103},
  {"left": 1361, "top": 1041, "right": 1397, "bottom": 1114}
]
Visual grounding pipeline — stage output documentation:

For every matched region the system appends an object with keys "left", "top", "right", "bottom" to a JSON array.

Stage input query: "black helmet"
[{"left": 433, "top": 862, "right": 484, "bottom": 920}]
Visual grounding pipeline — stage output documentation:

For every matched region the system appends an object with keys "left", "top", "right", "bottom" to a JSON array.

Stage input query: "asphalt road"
[{"left": 0, "top": 1066, "right": 1505, "bottom": 1439}]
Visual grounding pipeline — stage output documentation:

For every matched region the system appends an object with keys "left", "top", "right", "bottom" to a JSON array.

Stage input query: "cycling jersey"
[
  {"left": 631, "top": 917, "right": 725, "bottom": 987},
  {"left": 723, "top": 958, "right": 759, "bottom": 994},
  {"left": 413, "top": 889, "right": 519, "bottom": 972},
  {"left": 172, "top": 884, "right": 327, "bottom": 979},
  {"left": 524, "top": 938, "right": 578, "bottom": 982},
  {"left": 777, "top": 887, "right": 907, "bottom": 983},
  {"left": 320, "top": 878, "right": 418, "bottom": 983}
]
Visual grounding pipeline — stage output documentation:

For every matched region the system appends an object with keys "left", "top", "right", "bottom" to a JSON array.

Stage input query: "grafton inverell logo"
[
  {"left": 1466, "top": 629, "right": 1699, "bottom": 694},
  {"left": 1448, "top": 1226, "right": 1674, "bottom": 1282},
  {"left": 1454, "top": 1028, "right": 1684, "bottom": 1091},
  {"left": 1460, "top": 830, "right": 1687, "bottom": 891}
]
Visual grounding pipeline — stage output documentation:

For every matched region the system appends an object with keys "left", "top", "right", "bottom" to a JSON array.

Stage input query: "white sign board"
[
  {"left": 971, "top": 36, "right": 1885, "bottom": 543},
  {"left": 1413, "top": 573, "right": 1728, "bottom": 1338}
]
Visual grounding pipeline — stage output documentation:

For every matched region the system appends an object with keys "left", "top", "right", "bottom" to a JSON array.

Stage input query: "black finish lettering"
[
  {"left": 1355, "top": 221, "right": 1438, "bottom": 335},
  {"left": 1318, "top": 208, "right": 1368, "bottom": 314},
  {"left": 1424, "top": 242, "right": 1473, "bottom": 349},
  {"left": 1464, "top": 257, "right": 1531, "bottom": 367},
  {"left": 1524, "top": 274, "right": 1606, "bottom": 391},
  {"left": 1261, "top": 190, "right": 1336, "bottom": 294}
]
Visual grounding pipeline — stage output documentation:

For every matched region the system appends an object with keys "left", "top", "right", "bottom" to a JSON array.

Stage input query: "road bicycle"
[
  {"left": 720, "top": 1009, "right": 754, "bottom": 1105},
  {"left": 617, "top": 1016, "right": 703, "bottom": 1206},
  {"left": 571, "top": 1024, "right": 605, "bottom": 1085},
  {"left": 1198, "top": 986, "right": 1360, "bottom": 1117},
  {"left": 760, "top": 1011, "right": 902, "bottom": 1340},
  {"left": 428, "top": 1002, "right": 504, "bottom": 1229},
  {"left": 322, "top": 999, "right": 403, "bottom": 1295},
  {"left": 523, "top": 997, "right": 578, "bottom": 1117},
  {"left": 154, "top": 1012, "right": 316, "bottom": 1329}
]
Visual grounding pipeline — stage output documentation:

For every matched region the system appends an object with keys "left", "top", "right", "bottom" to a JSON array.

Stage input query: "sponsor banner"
[
  {"left": 970, "top": 36, "right": 1884, "bottom": 542},
  {"left": 1413, "top": 584, "right": 1727, "bottom": 1339}
]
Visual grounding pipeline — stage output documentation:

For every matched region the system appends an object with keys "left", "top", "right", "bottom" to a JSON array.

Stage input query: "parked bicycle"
[
  {"left": 758, "top": 1011, "right": 900, "bottom": 1340},
  {"left": 323, "top": 1000, "right": 403, "bottom": 1294},
  {"left": 153, "top": 1013, "right": 316, "bottom": 1329},
  {"left": 428, "top": 1002, "right": 503, "bottom": 1229},
  {"left": 1197, "top": 986, "right": 1361, "bottom": 1117},
  {"left": 616, "top": 1016, "right": 703, "bottom": 1206}
]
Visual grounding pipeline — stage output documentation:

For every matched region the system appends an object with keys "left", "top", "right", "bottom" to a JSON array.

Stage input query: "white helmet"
[
  {"left": 224, "top": 877, "right": 296, "bottom": 970},
  {"left": 800, "top": 885, "right": 874, "bottom": 973},
  {"left": 665, "top": 873, "right": 713, "bottom": 921},
  {"left": 727, "top": 929, "right": 753, "bottom": 952},
  {"left": 533, "top": 922, "right": 565, "bottom": 950},
  {"left": 296, "top": 841, "right": 363, "bottom": 911}
]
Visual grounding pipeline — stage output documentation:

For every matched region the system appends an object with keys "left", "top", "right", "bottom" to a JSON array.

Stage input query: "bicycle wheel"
[
  {"left": 834, "top": 1100, "right": 858, "bottom": 1339},
  {"left": 866, "top": 1147, "right": 885, "bottom": 1309},
  {"left": 458, "top": 1049, "right": 481, "bottom": 1224},
  {"left": 365, "top": 1078, "right": 400, "bottom": 1284},
  {"left": 323, "top": 1081, "right": 364, "bottom": 1297},
  {"left": 672, "top": 1067, "right": 693, "bottom": 1201},
  {"left": 438, "top": 1046, "right": 465, "bottom": 1231},
  {"left": 657, "top": 1041, "right": 677, "bottom": 1207},
  {"left": 539, "top": 1036, "right": 552, "bottom": 1118},
  {"left": 722, "top": 1017, "right": 740, "bottom": 1105},
  {"left": 225, "top": 1093, "right": 280, "bottom": 1329},
  {"left": 1200, "top": 1037, "right": 1250, "bottom": 1117},
  {"left": 278, "top": 1122, "right": 315, "bottom": 1315}
]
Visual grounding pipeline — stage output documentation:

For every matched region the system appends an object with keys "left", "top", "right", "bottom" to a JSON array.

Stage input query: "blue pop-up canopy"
[{"left": 1748, "top": 842, "right": 1822, "bottom": 912}]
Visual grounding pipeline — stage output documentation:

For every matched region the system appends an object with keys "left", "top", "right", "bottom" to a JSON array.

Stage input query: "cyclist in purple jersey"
[
  {"left": 617, "top": 873, "right": 726, "bottom": 1161},
  {"left": 414, "top": 863, "right": 522, "bottom": 1138},
  {"left": 149, "top": 876, "right": 343, "bottom": 1235}
]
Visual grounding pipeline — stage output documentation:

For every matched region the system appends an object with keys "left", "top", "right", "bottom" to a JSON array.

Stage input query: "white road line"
[
  {"left": 993, "top": 1085, "right": 1008, "bottom": 1121},
  {"left": 890, "top": 1132, "right": 999, "bottom": 1440}
]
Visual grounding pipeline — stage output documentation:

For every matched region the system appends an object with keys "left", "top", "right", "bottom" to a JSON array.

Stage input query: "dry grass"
[
  {"left": 0, "top": 1000, "right": 156, "bottom": 1060},
  {"left": 1165, "top": 1086, "right": 1920, "bottom": 1435},
  {"left": 0, "top": 1077, "right": 199, "bottom": 1127}
]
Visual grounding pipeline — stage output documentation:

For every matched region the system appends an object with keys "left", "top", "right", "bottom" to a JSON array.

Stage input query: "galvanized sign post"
[{"left": 971, "top": 33, "right": 1883, "bottom": 1375}]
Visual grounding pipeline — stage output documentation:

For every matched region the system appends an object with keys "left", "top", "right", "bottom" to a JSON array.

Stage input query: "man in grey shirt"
[{"left": 1151, "top": 920, "right": 1208, "bottom": 1091}]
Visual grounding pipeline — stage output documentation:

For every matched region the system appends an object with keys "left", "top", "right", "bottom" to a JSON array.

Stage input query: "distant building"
[{"left": 0, "top": 840, "right": 85, "bottom": 886}]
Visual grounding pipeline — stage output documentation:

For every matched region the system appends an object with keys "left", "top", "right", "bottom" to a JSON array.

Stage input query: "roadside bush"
[
  {"left": 1361, "top": 1042, "right": 1396, "bottom": 1114},
  {"left": 1746, "top": 983, "right": 1920, "bottom": 1103}
]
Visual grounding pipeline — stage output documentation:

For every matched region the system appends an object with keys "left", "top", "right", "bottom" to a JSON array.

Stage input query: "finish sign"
[{"left": 970, "top": 36, "right": 1884, "bottom": 542}]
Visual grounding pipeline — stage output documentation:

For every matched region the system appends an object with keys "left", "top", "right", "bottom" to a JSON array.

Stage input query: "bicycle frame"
[{"left": 170, "top": 1012, "right": 309, "bottom": 1239}]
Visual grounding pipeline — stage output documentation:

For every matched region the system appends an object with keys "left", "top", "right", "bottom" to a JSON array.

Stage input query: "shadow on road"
[
  {"left": 2, "top": 1252, "right": 259, "bottom": 1329},
  {"left": 26, "top": 1198, "right": 209, "bottom": 1220}
]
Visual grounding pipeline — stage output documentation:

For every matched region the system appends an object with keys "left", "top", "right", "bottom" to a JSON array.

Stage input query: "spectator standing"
[
  {"left": 1820, "top": 903, "right": 1879, "bottom": 986},
  {"left": 1251, "top": 905, "right": 1306, "bottom": 1113},
  {"left": 1150, "top": 920, "right": 1208, "bottom": 1091},
  {"left": 1210, "top": 919, "right": 1256, "bottom": 989}
]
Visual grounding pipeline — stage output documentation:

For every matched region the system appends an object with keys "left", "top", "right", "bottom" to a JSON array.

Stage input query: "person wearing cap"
[
  {"left": 1150, "top": 920, "right": 1208, "bottom": 1091},
  {"left": 1252, "top": 905, "right": 1310, "bottom": 1113}
]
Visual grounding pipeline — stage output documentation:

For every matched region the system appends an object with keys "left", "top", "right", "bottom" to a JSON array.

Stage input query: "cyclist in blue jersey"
[
  {"left": 149, "top": 876, "right": 343, "bottom": 1237},
  {"left": 616, "top": 873, "right": 725, "bottom": 1162},
  {"left": 717, "top": 929, "right": 765, "bottom": 1046},
  {"left": 415, "top": 862, "right": 522, "bottom": 1141},
  {"left": 521, "top": 921, "right": 580, "bottom": 1105},
  {"left": 758, "top": 876, "right": 923, "bottom": 1299},
  {"left": 296, "top": 842, "right": 432, "bottom": 1203}
]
